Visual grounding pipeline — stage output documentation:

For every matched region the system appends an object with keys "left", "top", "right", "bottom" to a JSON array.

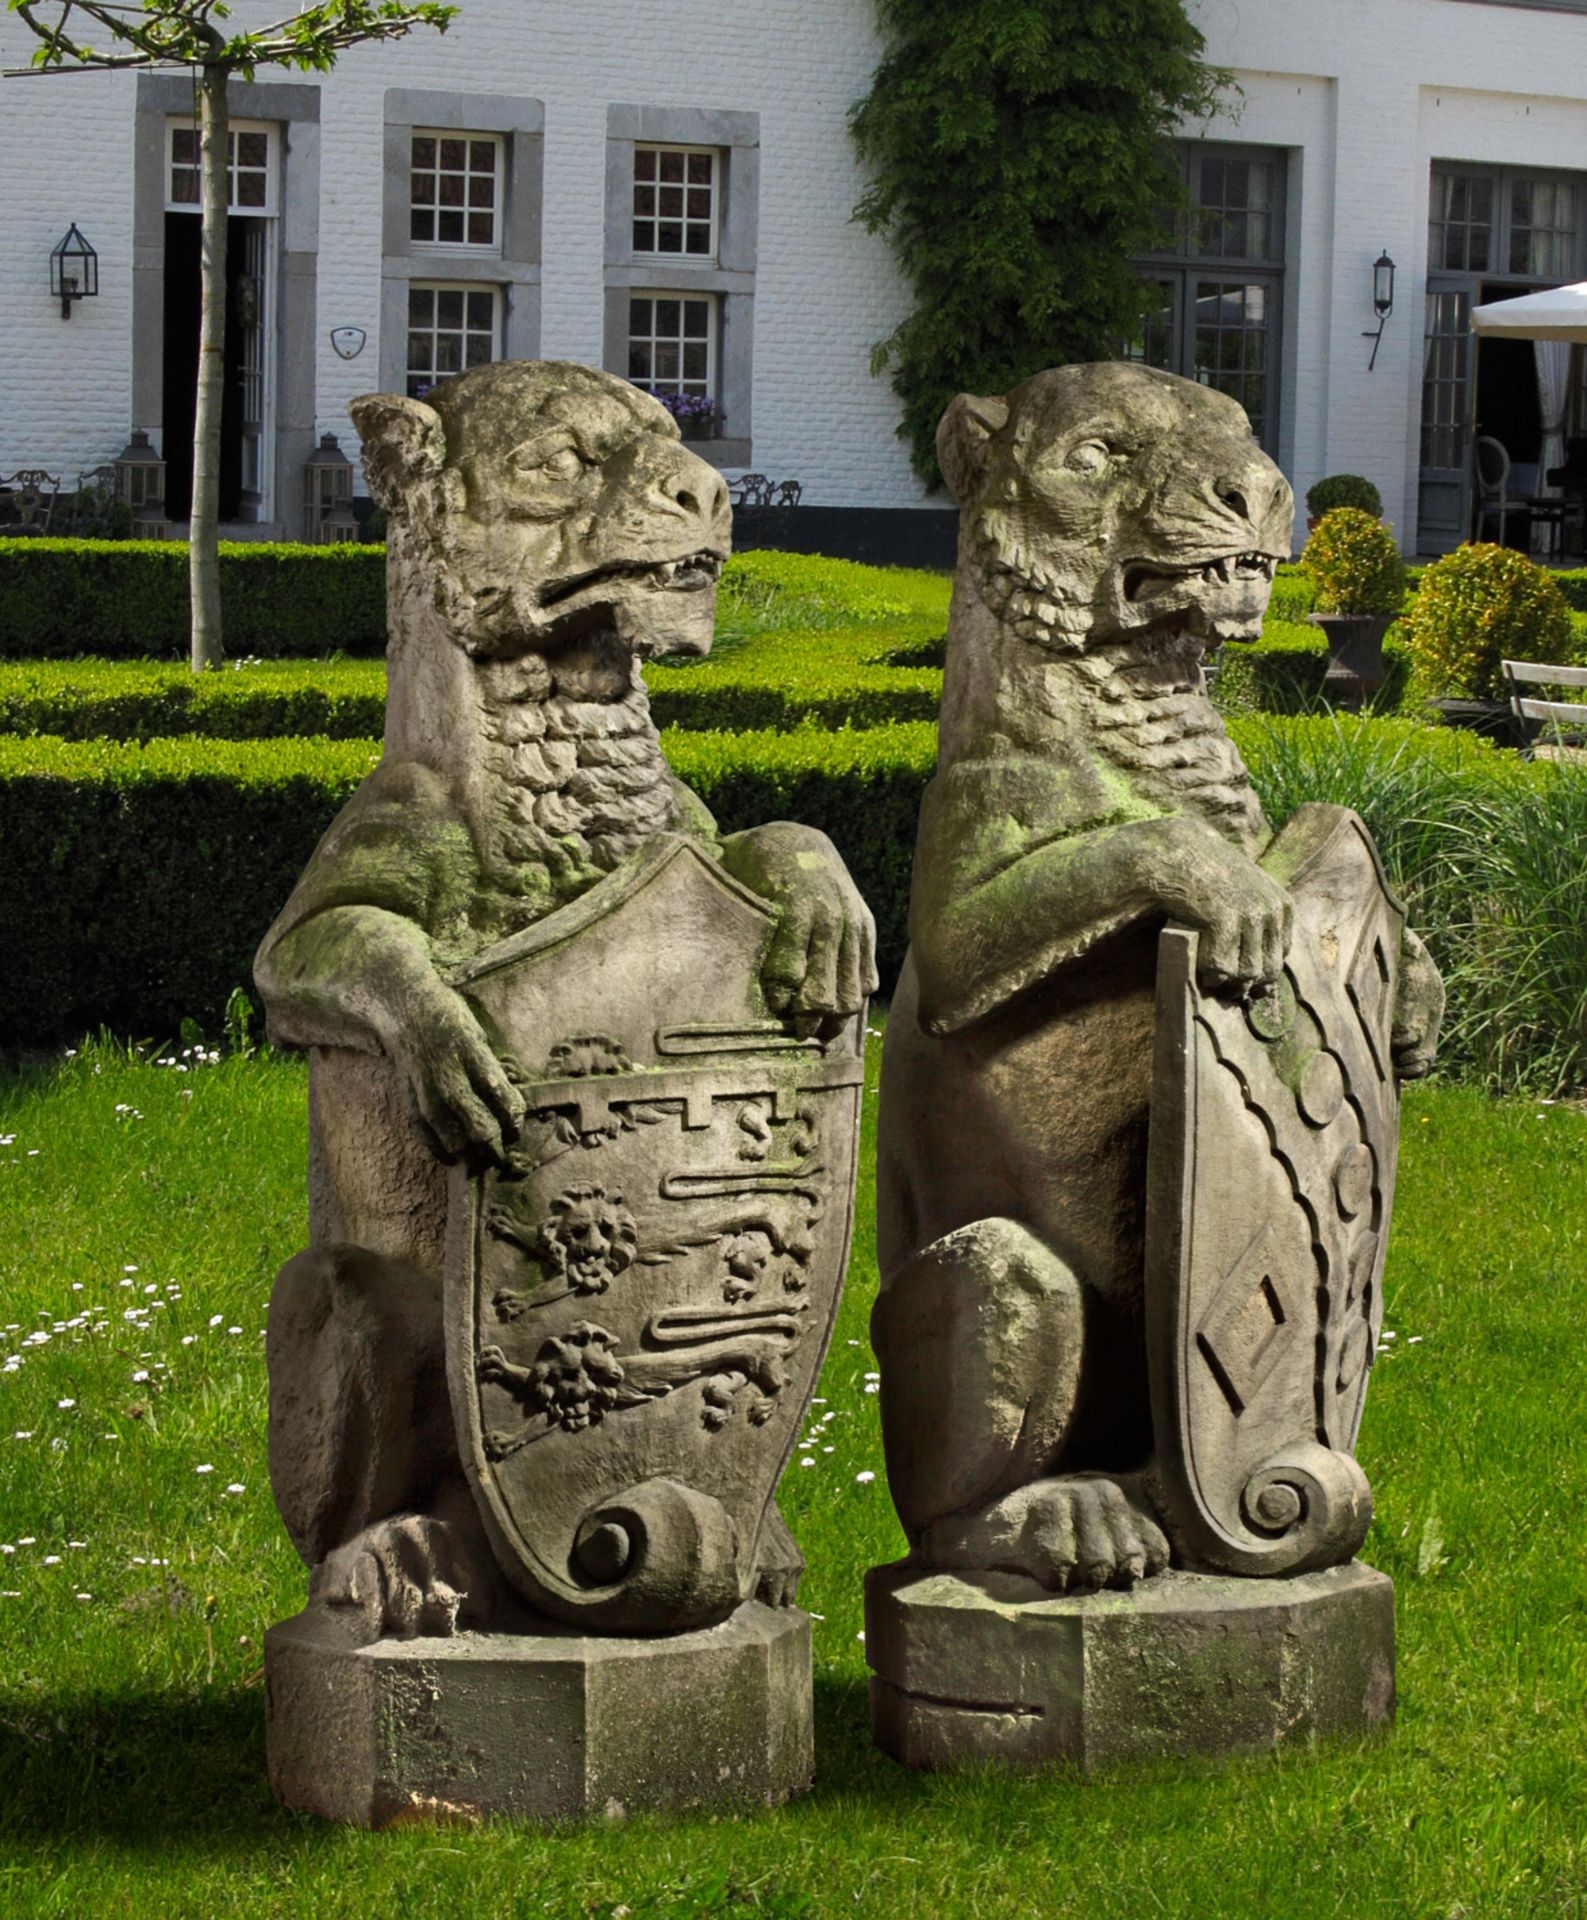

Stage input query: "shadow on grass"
[
  {"left": 0, "top": 1673, "right": 927, "bottom": 1844},
  {"left": 0, "top": 1687, "right": 317, "bottom": 1845}
]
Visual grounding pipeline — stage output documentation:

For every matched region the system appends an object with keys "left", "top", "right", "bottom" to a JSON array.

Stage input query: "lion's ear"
[
  {"left": 349, "top": 393, "right": 447, "bottom": 514},
  {"left": 936, "top": 393, "right": 1010, "bottom": 503}
]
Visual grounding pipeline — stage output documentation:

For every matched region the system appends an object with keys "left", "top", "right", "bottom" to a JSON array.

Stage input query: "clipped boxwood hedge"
[
  {"left": 0, "top": 634, "right": 949, "bottom": 740},
  {"left": 0, "top": 725, "right": 936, "bottom": 1043},
  {"left": 0, "top": 540, "right": 389, "bottom": 660},
  {"left": 0, "top": 712, "right": 1569, "bottom": 1066},
  {"left": 0, "top": 659, "right": 389, "bottom": 741},
  {"left": 0, "top": 541, "right": 952, "bottom": 665}
]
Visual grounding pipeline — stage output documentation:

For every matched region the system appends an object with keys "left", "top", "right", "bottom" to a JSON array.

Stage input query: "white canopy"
[{"left": 1470, "top": 281, "right": 1587, "bottom": 342}]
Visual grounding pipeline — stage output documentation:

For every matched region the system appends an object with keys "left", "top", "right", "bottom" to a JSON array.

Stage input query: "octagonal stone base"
[
  {"left": 865, "top": 1559, "right": 1393, "bottom": 1772},
  {"left": 265, "top": 1599, "right": 812, "bottom": 1826}
]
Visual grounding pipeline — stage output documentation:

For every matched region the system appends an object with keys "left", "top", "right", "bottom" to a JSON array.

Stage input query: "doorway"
[
  {"left": 161, "top": 212, "right": 274, "bottom": 523},
  {"left": 1475, "top": 281, "right": 1544, "bottom": 495}
]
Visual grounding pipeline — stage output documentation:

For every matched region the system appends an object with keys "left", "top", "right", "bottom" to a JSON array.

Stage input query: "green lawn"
[{"left": 1, "top": 1038, "right": 1584, "bottom": 1918}]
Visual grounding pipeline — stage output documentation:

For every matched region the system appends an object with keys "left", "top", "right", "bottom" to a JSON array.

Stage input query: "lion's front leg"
[{"left": 718, "top": 821, "right": 878, "bottom": 1036}]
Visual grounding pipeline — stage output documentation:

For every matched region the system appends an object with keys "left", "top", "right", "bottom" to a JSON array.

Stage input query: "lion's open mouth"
[
  {"left": 541, "top": 549, "right": 725, "bottom": 609},
  {"left": 1121, "top": 551, "right": 1277, "bottom": 604}
]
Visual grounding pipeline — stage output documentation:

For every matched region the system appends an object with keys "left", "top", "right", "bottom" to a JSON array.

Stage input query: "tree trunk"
[{"left": 190, "top": 63, "right": 229, "bottom": 672}]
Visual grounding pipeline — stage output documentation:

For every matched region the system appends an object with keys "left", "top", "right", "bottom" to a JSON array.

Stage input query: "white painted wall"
[
  {"left": 7, "top": 0, "right": 1587, "bottom": 527},
  {"left": 0, "top": 0, "right": 920, "bottom": 513},
  {"left": 1190, "top": 0, "right": 1587, "bottom": 548}
]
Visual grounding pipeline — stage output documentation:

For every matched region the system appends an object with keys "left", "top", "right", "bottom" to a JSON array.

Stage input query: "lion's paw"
[
  {"left": 753, "top": 1501, "right": 805, "bottom": 1609},
  {"left": 922, "top": 1474, "right": 1170, "bottom": 1594},
  {"left": 310, "top": 1512, "right": 472, "bottom": 1641}
]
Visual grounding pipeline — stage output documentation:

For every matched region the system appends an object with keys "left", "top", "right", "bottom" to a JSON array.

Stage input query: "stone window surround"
[
  {"left": 380, "top": 88, "right": 544, "bottom": 398},
  {"left": 603, "top": 105, "right": 759, "bottom": 470},
  {"left": 132, "top": 73, "right": 321, "bottom": 530}
]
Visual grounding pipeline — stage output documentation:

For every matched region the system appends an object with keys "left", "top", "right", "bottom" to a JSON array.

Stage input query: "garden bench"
[
  {"left": 0, "top": 468, "right": 62, "bottom": 534},
  {"left": 1502, "top": 656, "right": 1587, "bottom": 758}
]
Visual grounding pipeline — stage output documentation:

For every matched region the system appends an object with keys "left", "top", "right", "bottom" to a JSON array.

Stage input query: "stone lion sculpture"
[
  {"left": 256, "top": 360, "right": 875, "bottom": 1640},
  {"left": 874, "top": 362, "right": 1443, "bottom": 1596}
]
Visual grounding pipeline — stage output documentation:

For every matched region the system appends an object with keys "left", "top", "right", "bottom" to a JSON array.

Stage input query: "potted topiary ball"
[
  {"left": 1398, "top": 541, "right": 1576, "bottom": 740},
  {"left": 1300, "top": 506, "right": 1408, "bottom": 704},
  {"left": 1305, "top": 474, "right": 1383, "bottom": 530}
]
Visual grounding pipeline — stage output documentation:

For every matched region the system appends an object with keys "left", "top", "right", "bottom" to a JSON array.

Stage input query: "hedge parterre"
[{"left": 0, "top": 716, "right": 1565, "bottom": 1079}]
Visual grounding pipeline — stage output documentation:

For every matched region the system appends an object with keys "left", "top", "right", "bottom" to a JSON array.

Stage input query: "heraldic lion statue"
[
  {"left": 256, "top": 362, "right": 875, "bottom": 1645},
  {"left": 873, "top": 362, "right": 1444, "bottom": 1599}
]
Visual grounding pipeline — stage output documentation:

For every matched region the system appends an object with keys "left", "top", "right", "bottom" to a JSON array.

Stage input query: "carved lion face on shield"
[{"left": 540, "top": 1184, "right": 640, "bottom": 1295}]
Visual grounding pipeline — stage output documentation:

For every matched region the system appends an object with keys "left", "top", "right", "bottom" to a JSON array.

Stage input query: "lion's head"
[
  {"left": 540, "top": 1184, "right": 639, "bottom": 1295},
  {"left": 351, "top": 360, "right": 731, "bottom": 661},
  {"left": 937, "top": 362, "right": 1292, "bottom": 651}
]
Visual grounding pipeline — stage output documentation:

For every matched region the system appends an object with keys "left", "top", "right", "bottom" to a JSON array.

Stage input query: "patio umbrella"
[
  {"left": 1470, "top": 280, "right": 1587, "bottom": 341},
  {"left": 1469, "top": 283, "right": 1587, "bottom": 536}
]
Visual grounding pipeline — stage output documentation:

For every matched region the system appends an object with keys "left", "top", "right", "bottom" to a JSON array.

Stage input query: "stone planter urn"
[{"left": 1308, "top": 612, "right": 1395, "bottom": 707}]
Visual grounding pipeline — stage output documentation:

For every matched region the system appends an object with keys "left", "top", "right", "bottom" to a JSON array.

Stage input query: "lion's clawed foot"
[
  {"left": 754, "top": 1502, "right": 804, "bottom": 1608},
  {"left": 310, "top": 1512, "right": 479, "bottom": 1641},
  {"left": 920, "top": 1473, "right": 1170, "bottom": 1594}
]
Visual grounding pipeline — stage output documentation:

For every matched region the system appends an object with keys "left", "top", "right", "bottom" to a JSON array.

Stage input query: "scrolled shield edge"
[{"left": 1145, "top": 804, "right": 1406, "bottom": 1577}]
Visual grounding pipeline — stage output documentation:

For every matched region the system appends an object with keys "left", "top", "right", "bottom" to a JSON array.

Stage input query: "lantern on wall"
[
  {"left": 1363, "top": 250, "right": 1396, "bottom": 372},
  {"left": 50, "top": 225, "right": 99, "bottom": 319},
  {"left": 114, "top": 430, "right": 168, "bottom": 537},
  {"left": 303, "top": 432, "right": 358, "bottom": 544}
]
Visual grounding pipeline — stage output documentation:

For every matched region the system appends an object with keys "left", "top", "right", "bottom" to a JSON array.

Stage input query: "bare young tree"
[{"left": 5, "top": 1, "right": 457, "bottom": 670}]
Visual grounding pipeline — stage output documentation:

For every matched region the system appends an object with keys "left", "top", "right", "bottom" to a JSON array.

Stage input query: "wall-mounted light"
[
  {"left": 1363, "top": 250, "right": 1395, "bottom": 372},
  {"left": 50, "top": 224, "right": 98, "bottom": 320}
]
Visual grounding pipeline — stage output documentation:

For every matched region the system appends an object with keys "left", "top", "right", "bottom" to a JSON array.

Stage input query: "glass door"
[{"left": 1418, "top": 282, "right": 1475, "bottom": 554}]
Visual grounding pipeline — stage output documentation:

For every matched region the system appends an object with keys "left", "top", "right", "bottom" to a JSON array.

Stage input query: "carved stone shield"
[
  {"left": 444, "top": 836, "right": 863, "bottom": 1633},
  {"left": 1146, "top": 803, "right": 1405, "bottom": 1576}
]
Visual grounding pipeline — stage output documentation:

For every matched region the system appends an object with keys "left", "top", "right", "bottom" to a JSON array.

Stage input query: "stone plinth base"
[
  {"left": 265, "top": 1599, "right": 812, "bottom": 1826},
  {"left": 865, "top": 1559, "right": 1393, "bottom": 1772}
]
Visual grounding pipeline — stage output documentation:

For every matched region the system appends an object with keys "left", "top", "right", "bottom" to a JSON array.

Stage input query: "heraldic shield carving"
[
  {"left": 444, "top": 835, "right": 863, "bottom": 1634},
  {"left": 1146, "top": 802, "right": 1407, "bottom": 1577}
]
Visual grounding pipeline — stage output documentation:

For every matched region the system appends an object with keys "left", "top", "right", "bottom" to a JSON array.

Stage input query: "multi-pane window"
[
  {"left": 632, "top": 146, "right": 718, "bottom": 259},
  {"left": 1128, "top": 145, "right": 1285, "bottom": 450},
  {"left": 410, "top": 131, "right": 502, "bottom": 248},
  {"left": 1429, "top": 165, "right": 1583, "bottom": 282},
  {"left": 1420, "top": 287, "right": 1473, "bottom": 472},
  {"left": 167, "top": 121, "right": 276, "bottom": 214},
  {"left": 1192, "top": 154, "right": 1275, "bottom": 261},
  {"left": 407, "top": 284, "right": 499, "bottom": 397},
  {"left": 1509, "top": 178, "right": 1577, "bottom": 278},
  {"left": 1428, "top": 172, "right": 1494, "bottom": 273},
  {"left": 628, "top": 295, "right": 715, "bottom": 398},
  {"left": 1192, "top": 282, "right": 1269, "bottom": 433}
]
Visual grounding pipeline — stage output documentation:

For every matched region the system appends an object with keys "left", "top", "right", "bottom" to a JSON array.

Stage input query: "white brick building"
[{"left": 3, "top": 0, "right": 1587, "bottom": 554}]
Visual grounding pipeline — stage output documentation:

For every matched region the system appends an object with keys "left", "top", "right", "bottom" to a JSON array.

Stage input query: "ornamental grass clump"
[
  {"left": 1399, "top": 542, "right": 1576, "bottom": 699},
  {"left": 1300, "top": 508, "right": 1407, "bottom": 616}
]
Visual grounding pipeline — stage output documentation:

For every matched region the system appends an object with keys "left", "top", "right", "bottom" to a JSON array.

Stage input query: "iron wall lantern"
[
  {"left": 50, "top": 225, "right": 98, "bottom": 319},
  {"left": 1363, "top": 251, "right": 1396, "bottom": 371}
]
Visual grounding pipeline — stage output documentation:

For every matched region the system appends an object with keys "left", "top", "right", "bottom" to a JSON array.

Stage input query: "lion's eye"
[
  {"left": 1065, "top": 440, "right": 1112, "bottom": 474},
  {"left": 513, "top": 442, "right": 586, "bottom": 481},
  {"left": 537, "top": 447, "right": 585, "bottom": 481}
]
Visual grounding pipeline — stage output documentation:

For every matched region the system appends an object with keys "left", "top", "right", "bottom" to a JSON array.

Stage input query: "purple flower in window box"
[{"left": 638, "top": 387, "right": 718, "bottom": 439}]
